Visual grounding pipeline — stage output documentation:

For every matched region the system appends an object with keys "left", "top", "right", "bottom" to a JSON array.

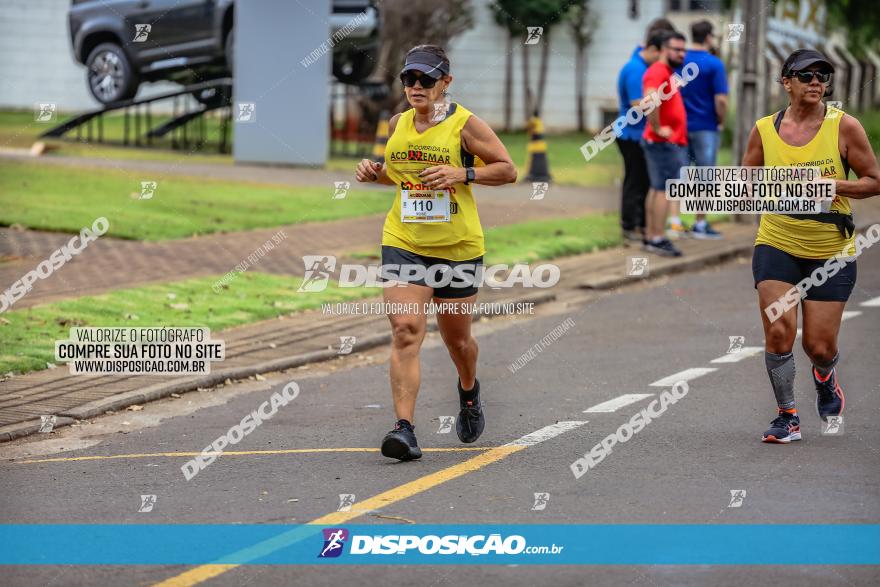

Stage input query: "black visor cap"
[
  {"left": 785, "top": 49, "right": 835, "bottom": 76},
  {"left": 400, "top": 51, "right": 449, "bottom": 79}
]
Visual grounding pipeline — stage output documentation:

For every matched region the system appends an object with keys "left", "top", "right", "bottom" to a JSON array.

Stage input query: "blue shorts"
[
  {"left": 752, "top": 244, "right": 857, "bottom": 302},
  {"left": 687, "top": 130, "right": 719, "bottom": 167},
  {"left": 641, "top": 140, "right": 688, "bottom": 191}
]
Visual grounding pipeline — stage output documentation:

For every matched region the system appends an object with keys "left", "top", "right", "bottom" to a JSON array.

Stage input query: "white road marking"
[
  {"left": 504, "top": 421, "right": 588, "bottom": 446},
  {"left": 649, "top": 368, "right": 717, "bottom": 387},
  {"left": 711, "top": 347, "right": 764, "bottom": 364},
  {"left": 583, "top": 394, "right": 653, "bottom": 413},
  {"left": 860, "top": 296, "right": 880, "bottom": 307}
]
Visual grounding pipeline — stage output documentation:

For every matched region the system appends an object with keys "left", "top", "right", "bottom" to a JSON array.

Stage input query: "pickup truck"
[{"left": 68, "top": 0, "right": 380, "bottom": 105}]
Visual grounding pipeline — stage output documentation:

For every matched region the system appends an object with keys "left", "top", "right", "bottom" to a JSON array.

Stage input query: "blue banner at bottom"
[{"left": 1, "top": 524, "right": 878, "bottom": 565}]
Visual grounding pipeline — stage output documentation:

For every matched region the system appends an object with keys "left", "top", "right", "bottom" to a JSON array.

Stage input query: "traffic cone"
[
  {"left": 372, "top": 110, "right": 389, "bottom": 163},
  {"left": 524, "top": 112, "right": 551, "bottom": 182}
]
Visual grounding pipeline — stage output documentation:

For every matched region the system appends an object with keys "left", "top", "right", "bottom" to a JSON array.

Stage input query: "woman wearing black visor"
[{"left": 355, "top": 45, "right": 517, "bottom": 460}]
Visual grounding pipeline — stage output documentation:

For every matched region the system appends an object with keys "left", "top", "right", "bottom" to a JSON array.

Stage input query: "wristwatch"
[{"left": 464, "top": 167, "right": 475, "bottom": 185}]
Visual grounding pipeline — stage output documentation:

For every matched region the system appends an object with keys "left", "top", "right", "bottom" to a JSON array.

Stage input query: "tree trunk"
[
  {"left": 522, "top": 39, "right": 531, "bottom": 126},
  {"left": 575, "top": 41, "right": 585, "bottom": 132},
  {"left": 504, "top": 32, "right": 513, "bottom": 132},
  {"left": 536, "top": 28, "right": 550, "bottom": 117}
]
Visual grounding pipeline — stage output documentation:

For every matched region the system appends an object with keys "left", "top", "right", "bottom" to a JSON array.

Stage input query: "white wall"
[
  {"left": 446, "top": 0, "right": 664, "bottom": 132},
  {"left": 0, "top": 0, "right": 181, "bottom": 113}
]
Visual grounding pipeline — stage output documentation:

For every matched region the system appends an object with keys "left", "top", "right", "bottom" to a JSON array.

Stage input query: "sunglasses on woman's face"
[
  {"left": 400, "top": 70, "right": 440, "bottom": 88},
  {"left": 791, "top": 70, "right": 831, "bottom": 83}
]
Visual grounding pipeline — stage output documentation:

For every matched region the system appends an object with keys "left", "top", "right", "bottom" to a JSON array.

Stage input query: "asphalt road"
[{"left": 2, "top": 249, "right": 879, "bottom": 586}]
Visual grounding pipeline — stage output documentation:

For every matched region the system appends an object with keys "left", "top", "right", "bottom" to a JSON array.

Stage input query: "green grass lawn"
[
  {"left": 497, "top": 129, "right": 735, "bottom": 187},
  {"left": 1, "top": 108, "right": 231, "bottom": 158},
  {"left": 0, "top": 272, "right": 380, "bottom": 375},
  {"left": 1, "top": 110, "right": 358, "bottom": 167},
  {"left": 485, "top": 213, "right": 622, "bottom": 265},
  {"left": 0, "top": 159, "right": 391, "bottom": 240}
]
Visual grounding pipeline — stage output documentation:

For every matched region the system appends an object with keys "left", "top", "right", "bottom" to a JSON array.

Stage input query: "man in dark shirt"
[{"left": 616, "top": 31, "right": 663, "bottom": 242}]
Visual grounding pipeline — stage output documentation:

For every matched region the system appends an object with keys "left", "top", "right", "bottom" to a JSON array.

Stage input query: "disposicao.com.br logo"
[
  {"left": 317, "top": 528, "right": 563, "bottom": 558},
  {"left": 298, "top": 255, "right": 560, "bottom": 292}
]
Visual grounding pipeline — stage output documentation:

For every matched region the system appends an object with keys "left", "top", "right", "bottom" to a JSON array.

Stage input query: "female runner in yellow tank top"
[
  {"left": 741, "top": 50, "right": 880, "bottom": 444},
  {"left": 355, "top": 45, "right": 517, "bottom": 460}
]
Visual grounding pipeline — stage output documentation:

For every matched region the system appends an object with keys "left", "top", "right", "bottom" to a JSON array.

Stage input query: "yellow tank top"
[
  {"left": 382, "top": 103, "right": 485, "bottom": 261},
  {"left": 754, "top": 105, "right": 853, "bottom": 259}
]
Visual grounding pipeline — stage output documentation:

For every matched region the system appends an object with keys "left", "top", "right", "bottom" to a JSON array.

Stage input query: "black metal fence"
[
  {"left": 42, "top": 79, "right": 233, "bottom": 154},
  {"left": 329, "top": 81, "right": 389, "bottom": 159}
]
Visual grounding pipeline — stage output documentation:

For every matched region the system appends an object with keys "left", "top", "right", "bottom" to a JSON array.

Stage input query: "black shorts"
[
  {"left": 752, "top": 244, "right": 856, "bottom": 302},
  {"left": 380, "top": 245, "right": 483, "bottom": 299}
]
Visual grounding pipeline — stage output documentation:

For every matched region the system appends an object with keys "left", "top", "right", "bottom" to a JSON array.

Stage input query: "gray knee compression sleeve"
[
  {"left": 813, "top": 352, "right": 839, "bottom": 378},
  {"left": 766, "top": 351, "right": 796, "bottom": 410}
]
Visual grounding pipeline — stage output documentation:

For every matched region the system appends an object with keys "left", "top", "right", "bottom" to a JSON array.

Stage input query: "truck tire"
[{"left": 86, "top": 42, "right": 139, "bottom": 104}]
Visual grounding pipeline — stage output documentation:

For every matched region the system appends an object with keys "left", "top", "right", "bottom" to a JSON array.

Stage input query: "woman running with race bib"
[
  {"left": 355, "top": 45, "right": 517, "bottom": 460},
  {"left": 741, "top": 49, "right": 880, "bottom": 443}
]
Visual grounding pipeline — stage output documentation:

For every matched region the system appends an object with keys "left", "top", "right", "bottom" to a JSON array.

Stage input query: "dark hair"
[
  {"left": 645, "top": 31, "right": 666, "bottom": 50},
  {"left": 662, "top": 31, "right": 686, "bottom": 46},
  {"left": 646, "top": 18, "right": 675, "bottom": 36},
  {"left": 780, "top": 49, "right": 834, "bottom": 97},
  {"left": 691, "top": 20, "right": 713, "bottom": 44},
  {"left": 406, "top": 44, "right": 450, "bottom": 74}
]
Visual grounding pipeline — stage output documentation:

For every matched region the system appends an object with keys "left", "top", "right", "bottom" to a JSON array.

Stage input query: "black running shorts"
[
  {"left": 380, "top": 245, "right": 482, "bottom": 299},
  {"left": 752, "top": 244, "right": 856, "bottom": 302}
]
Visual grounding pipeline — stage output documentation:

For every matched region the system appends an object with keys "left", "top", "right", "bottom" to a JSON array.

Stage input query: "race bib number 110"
[{"left": 401, "top": 189, "right": 451, "bottom": 223}]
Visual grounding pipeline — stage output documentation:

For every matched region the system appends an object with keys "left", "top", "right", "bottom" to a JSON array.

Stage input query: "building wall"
[
  {"left": 0, "top": 0, "right": 182, "bottom": 113},
  {"left": 445, "top": 0, "right": 665, "bottom": 133}
]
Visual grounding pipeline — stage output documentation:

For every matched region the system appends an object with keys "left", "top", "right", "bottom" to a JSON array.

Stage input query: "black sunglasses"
[
  {"left": 790, "top": 70, "right": 831, "bottom": 83},
  {"left": 400, "top": 70, "right": 440, "bottom": 89}
]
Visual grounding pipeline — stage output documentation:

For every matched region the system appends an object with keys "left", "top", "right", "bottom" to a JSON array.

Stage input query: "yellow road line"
[
  {"left": 152, "top": 445, "right": 523, "bottom": 587},
  {"left": 14, "top": 447, "right": 491, "bottom": 464}
]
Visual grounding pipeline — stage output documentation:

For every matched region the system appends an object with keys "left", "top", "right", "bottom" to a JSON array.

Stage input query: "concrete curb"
[
  {"left": 0, "top": 291, "right": 556, "bottom": 443},
  {"left": 580, "top": 219, "right": 880, "bottom": 291},
  {"left": 580, "top": 240, "right": 754, "bottom": 290},
  {"left": 0, "top": 416, "right": 75, "bottom": 443}
]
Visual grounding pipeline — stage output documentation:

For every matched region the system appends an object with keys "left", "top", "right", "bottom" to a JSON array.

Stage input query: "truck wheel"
[{"left": 86, "top": 42, "right": 139, "bottom": 105}]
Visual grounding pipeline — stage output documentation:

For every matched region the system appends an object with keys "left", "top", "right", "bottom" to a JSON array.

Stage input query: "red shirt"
[{"left": 642, "top": 62, "right": 687, "bottom": 146}]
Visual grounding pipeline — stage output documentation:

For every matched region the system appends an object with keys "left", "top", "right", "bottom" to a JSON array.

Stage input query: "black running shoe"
[
  {"left": 762, "top": 411, "right": 801, "bottom": 444},
  {"left": 456, "top": 378, "right": 485, "bottom": 443},
  {"left": 643, "top": 238, "right": 683, "bottom": 257},
  {"left": 381, "top": 419, "right": 422, "bottom": 461},
  {"left": 814, "top": 367, "right": 845, "bottom": 421}
]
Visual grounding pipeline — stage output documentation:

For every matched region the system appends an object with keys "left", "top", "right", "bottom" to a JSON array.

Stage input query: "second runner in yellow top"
[{"left": 754, "top": 104, "right": 853, "bottom": 259}]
